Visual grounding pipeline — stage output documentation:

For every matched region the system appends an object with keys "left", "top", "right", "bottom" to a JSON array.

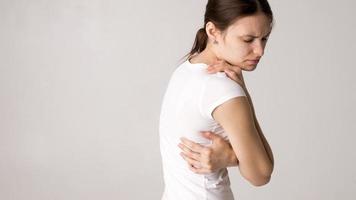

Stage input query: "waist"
[
  {"left": 161, "top": 165, "right": 234, "bottom": 200},
  {"left": 161, "top": 157, "right": 232, "bottom": 189}
]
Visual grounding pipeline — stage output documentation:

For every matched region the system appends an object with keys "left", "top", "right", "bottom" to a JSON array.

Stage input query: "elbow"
[
  {"left": 239, "top": 158, "right": 274, "bottom": 187},
  {"left": 248, "top": 174, "right": 271, "bottom": 187},
  {"left": 243, "top": 166, "right": 273, "bottom": 187}
]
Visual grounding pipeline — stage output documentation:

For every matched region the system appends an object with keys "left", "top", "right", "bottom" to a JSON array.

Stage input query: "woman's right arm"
[{"left": 212, "top": 96, "right": 273, "bottom": 186}]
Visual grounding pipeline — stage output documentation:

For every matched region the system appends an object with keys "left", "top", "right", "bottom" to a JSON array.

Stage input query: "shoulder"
[
  {"left": 204, "top": 72, "right": 245, "bottom": 92},
  {"left": 199, "top": 72, "right": 247, "bottom": 120}
]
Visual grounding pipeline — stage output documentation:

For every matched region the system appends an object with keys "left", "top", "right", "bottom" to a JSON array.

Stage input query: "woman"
[{"left": 159, "top": 0, "right": 275, "bottom": 199}]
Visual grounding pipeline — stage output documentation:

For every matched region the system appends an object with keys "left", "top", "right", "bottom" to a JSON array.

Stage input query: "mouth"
[{"left": 246, "top": 59, "right": 259, "bottom": 64}]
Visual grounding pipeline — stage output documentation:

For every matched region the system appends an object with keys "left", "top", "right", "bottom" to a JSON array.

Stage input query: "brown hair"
[{"left": 180, "top": 0, "right": 274, "bottom": 62}]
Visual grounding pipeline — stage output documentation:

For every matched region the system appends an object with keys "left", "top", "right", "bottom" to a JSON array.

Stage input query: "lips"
[{"left": 246, "top": 59, "right": 259, "bottom": 64}]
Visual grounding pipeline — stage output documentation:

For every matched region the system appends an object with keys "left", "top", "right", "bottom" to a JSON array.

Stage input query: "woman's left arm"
[
  {"left": 243, "top": 87, "right": 274, "bottom": 167},
  {"left": 211, "top": 60, "right": 274, "bottom": 167}
]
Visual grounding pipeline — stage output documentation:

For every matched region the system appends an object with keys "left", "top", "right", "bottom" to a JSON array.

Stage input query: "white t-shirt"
[{"left": 159, "top": 59, "right": 246, "bottom": 200}]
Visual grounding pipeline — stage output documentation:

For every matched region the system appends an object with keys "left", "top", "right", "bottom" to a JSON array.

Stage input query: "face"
[{"left": 212, "top": 13, "right": 272, "bottom": 71}]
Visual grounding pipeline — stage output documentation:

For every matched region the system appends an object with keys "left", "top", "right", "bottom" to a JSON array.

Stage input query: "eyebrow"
[{"left": 242, "top": 31, "right": 271, "bottom": 38}]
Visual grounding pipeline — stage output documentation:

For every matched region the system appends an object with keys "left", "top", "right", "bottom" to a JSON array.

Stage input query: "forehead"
[{"left": 227, "top": 13, "right": 272, "bottom": 36}]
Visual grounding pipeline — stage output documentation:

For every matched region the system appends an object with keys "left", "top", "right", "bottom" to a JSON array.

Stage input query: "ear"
[{"left": 205, "top": 21, "right": 221, "bottom": 43}]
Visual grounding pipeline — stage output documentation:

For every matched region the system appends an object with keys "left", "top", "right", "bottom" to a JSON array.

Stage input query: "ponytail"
[{"left": 180, "top": 27, "right": 208, "bottom": 62}]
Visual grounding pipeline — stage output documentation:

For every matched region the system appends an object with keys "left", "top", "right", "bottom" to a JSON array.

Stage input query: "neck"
[{"left": 190, "top": 45, "right": 221, "bottom": 66}]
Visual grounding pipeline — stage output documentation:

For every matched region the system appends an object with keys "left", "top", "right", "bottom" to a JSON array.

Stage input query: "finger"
[
  {"left": 188, "top": 164, "right": 211, "bottom": 174},
  {"left": 178, "top": 143, "right": 201, "bottom": 160},
  {"left": 227, "top": 73, "right": 243, "bottom": 86},
  {"left": 224, "top": 69, "right": 237, "bottom": 77},
  {"left": 180, "top": 137, "right": 207, "bottom": 153},
  {"left": 179, "top": 147, "right": 212, "bottom": 171},
  {"left": 180, "top": 152, "right": 202, "bottom": 169},
  {"left": 181, "top": 151, "right": 213, "bottom": 174},
  {"left": 188, "top": 163, "right": 213, "bottom": 174},
  {"left": 201, "top": 131, "right": 223, "bottom": 141},
  {"left": 188, "top": 163, "right": 201, "bottom": 173},
  {"left": 206, "top": 61, "right": 226, "bottom": 73},
  {"left": 224, "top": 69, "right": 239, "bottom": 82},
  {"left": 212, "top": 63, "right": 227, "bottom": 72},
  {"left": 229, "top": 67, "right": 243, "bottom": 77},
  {"left": 211, "top": 59, "right": 221, "bottom": 66},
  {"left": 209, "top": 60, "right": 234, "bottom": 73},
  {"left": 225, "top": 69, "right": 244, "bottom": 85},
  {"left": 206, "top": 65, "right": 217, "bottom": 73}
]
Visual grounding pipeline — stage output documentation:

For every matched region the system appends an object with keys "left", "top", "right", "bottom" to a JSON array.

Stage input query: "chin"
[{"left": 243, "top": 64, "right": 257, "bottom": 71}]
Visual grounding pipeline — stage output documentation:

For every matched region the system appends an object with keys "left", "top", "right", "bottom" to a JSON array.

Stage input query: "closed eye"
[
  {"left": 244, "top": 39, "right": 253, "bottom": 43},
  {"left": 244, "top": 37, "right": 268, "bottom": 43}
]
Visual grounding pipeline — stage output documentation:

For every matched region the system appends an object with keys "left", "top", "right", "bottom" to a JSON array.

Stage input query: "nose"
[{"left": 253, "top": 40, "right": 265, "bottom": 57}]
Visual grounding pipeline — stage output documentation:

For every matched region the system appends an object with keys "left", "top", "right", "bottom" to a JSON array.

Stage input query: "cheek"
[
  {"left": 235, "top": 46, "right": 250, "bottom": 57},
  {"left": 225, "top": 43, "right": 251, "bottom": 63}
]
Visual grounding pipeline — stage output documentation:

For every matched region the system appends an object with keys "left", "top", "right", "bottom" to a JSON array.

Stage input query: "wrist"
[
  {"left": 242, "top": 85, "right": 249, "bottom": 96},
  {"left": 227, "top": 148, "right": 239, "bottom": 167}
]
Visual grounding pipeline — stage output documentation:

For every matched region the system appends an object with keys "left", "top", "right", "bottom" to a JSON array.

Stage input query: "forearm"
[
  {"left": 253, "top": 114, "right": 274, "bottom": 166},
  {"left": 242, "top": 86, "right": 274, "bottom": 167}
]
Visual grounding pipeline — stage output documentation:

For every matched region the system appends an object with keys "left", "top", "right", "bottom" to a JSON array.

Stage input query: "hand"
[
  {"left": 206, "top": 59, "right": 246, "bottom": 88},
  {"left": 178, "top": 131, "right": 239, "bottom": 174}
]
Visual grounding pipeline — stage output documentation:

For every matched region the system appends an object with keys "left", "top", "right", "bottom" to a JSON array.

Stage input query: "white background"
[{"left": 0, "top": 0, "right": 355, "bottom": 199}]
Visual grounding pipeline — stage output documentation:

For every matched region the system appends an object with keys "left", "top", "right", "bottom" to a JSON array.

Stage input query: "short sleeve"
[{"left": 199, "top": 73, "right": 247, "bottom": 120}]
